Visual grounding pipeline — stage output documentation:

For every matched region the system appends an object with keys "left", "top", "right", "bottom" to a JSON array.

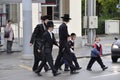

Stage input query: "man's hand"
[
  {"left": 30, "top": 43, "right": 33, "bottom": 46},
  {"left": 37, "top": 49, "right": 41, "bottom": 53}
]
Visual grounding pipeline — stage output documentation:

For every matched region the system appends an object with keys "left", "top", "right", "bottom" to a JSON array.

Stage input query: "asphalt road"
[{"left": 0, "top": 52, "right": 120, "bottom": 80}]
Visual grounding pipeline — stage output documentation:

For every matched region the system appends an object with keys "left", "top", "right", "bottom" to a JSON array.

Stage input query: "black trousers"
[
  {"left": 33, "top": 42, "right": 49, "bottom": 71},
  {"left": 37, "top": 48, "right": 57, "bottom": 74},
  {"left": 65, "top": 53, "right": 80, "bottom": 69},
  {"left": 87, "top": 56, "right": 105, "bottom": 69},
  {"left": 7, "top": 40, "right": 13, "bottom": 53},
  {"left": 55, "top": 42, "right": 76, "bottom": 72}
]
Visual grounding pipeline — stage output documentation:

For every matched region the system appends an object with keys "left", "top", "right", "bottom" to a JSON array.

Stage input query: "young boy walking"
[
  {"left": 64, "top": 33, "right": 82, "bottom": 71},
  {"left": 86, "top": 37, "right": 108, "bottom": 71}
]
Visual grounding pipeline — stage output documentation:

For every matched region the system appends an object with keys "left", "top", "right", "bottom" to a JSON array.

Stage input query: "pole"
[
  {"left": 87, "top": 0, "right": 96, "bottom": 44},
  {"left": 2, "top": 4, "right": 6, "bottom": 50},
  {"left": 17, "top": 3, "right": 20, "bottom": 47},
  {"left": 60, "top": 0, "right": 63, "bottom": 19},
  {"left": 22, "top": 0, "right": 32, "bottom": 56},
  {"left": 85, "top": 0, "right": 87, "bottom": 44}
]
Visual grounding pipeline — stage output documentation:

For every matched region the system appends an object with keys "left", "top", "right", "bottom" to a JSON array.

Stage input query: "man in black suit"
[
  {"left": 30, "top": 15, "right": 50, "bottom": 72},
  {"left": 35, "top": 21, "right": 61, "bottom": 76},
  {"left": 54, "top": 14, "right": 79, "bottom": 74}
]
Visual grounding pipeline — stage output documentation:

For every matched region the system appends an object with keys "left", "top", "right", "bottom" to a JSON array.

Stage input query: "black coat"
[
  {"left": 30, "top": 23, "right": 47, "bottom": 60},
  {"left": 36, "top": 31, "right": 58, "bottom": 74},
  {"left": 59, "top": 23, "right": 69, "bottom": 42},
  {"left": 68, "top": 40, "right": 74, "bottom": 50},
  {"left": 42, "top": 31, "right": 58, "bottom": 49},
  {"left": 30, "top": 24, "right": 47, "bottom": 44},
  {"left": 55, "top": 23, "right": 75, "bottom": 71}
]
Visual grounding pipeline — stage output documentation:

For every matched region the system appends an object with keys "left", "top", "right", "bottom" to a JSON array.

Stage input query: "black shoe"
[
  {"left": 53, "top": 72, "right": 61, "bottom": 76},
  {"left": 45, "top": 68, "right": 51, "bottom": 72},
  {"left": 33, "top": 69, "right": 36, "bottom": 72},
  {"left": 102, "top": 67, "right": 108, "bottom": 71},
  {"left": 34, "top": 70, "right": 42, "bottom": 76},
  {"left": 70, "top": 71, "right": 79, "bottom": 74},
  {"left": 86, "top": 68, "right": 92, "bottom": 71},
  {"left": 64, "top": 68, "right": 70, "bottom": 71},
  {"left": 45, "top": 69, "right": 48, "bottom": 72},
  {"left": 37, "top": 73, "right": 42, "bottom": 76},
  {"left": 59, "top": 67, "right": 62, "bottom": 70},
  {"left": 76, "top": 67, "right": 82, "bottom": 70},
  {"left": 7, "top": 51, "right": 14, "bottom": 54}
]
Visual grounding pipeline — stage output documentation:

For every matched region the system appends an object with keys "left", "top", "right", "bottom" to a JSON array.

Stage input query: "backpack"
[{"left": 4, "top": 31, "right": 10, "bottom": 38}]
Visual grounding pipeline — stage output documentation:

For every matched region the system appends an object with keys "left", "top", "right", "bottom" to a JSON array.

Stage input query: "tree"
[
  {"left": 97, "top": 0, "right": 118, "bottom": 18},
  {"left": 82, "top": 0, "right": 119, "bottom": 34}
]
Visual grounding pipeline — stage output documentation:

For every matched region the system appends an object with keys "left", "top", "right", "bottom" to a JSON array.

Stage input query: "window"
[
  {"left": 53, "top": 0, "right": 60, "bottom": 20},
  {"left": 42, "top": 0, "right": 60, "bottom": 20},
  {"left": 6, "top": 4, "right": 10, "bottom": 20}
]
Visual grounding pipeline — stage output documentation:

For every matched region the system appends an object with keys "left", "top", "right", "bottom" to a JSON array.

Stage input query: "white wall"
[
  {"left": 69, "top": 0, "right": 82, "bottom": 47},
  {"left": 69, "top": 0, "right": 82, "bottom": 37}
]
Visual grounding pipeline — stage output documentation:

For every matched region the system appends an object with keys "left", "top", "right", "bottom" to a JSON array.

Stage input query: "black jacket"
[
  {"left": 42, "top": 31, "right": 58, "bottom": 49},
  {"left": 68, "top": 40, "right": 74, "bottom": 50},
  {"left": 30, "top": 24, "right": 46, "bottom": 44},
  {"left": 41, "top": 31, "right": 58, "bottom": 49},
  {"left": 59, "top": 23, "right": 69, "bottom": 42}
]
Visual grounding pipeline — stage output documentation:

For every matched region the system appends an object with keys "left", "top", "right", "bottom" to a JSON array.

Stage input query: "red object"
[{"left": 93, "top": 43, "right": 102, "bottom": 56}]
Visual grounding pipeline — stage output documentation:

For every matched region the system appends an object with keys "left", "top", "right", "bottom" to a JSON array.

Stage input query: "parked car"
[{"left": 111, "top": 37, "right": 120, "bottom": 62}]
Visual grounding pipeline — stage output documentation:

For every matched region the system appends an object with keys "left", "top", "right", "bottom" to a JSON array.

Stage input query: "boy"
[
  {"left": 86, "top": 37, "right": 108, "bottom": 71},
  {"left": 64, "top": 33, "right": 82, "bottom": 71}
]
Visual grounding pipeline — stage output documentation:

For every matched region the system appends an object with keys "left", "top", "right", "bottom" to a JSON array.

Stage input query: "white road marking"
[{"left": 91, "top": 72, "right": 120, "bottom": 79}]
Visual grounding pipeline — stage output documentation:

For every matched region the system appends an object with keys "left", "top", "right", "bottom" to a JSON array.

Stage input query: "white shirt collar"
[
  {"left": 48, "top": 30, "right": 53, "bottom": 38},
  {"left": 95, "top": 42, "right": 100, "bottom": 47}
]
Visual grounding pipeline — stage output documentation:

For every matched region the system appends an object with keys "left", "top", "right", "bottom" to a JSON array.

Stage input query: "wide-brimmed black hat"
[
  {"left": 41, "top": 15, "right": 49, "bottom": 20},
  {"left": 47, "top": 21, "right": 54, "bottom": 28},
  {"left": 61, "top": 14, "right": 71, "bottom": 20}
]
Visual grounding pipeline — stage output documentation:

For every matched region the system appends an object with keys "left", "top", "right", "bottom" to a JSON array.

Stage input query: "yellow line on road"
[
  {"left": 104, "top": 44, "right": 112, "bottom": 47},
  {"left": 19, "top": 65, "right": 32, "bottom": 71}
]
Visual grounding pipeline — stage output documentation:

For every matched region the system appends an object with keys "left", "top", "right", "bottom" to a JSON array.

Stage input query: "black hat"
[
  {"left": 41, "top": 15, "right": 49, "bottom": 20},
  {"left": 41, "top": 16, "right": 44, "bottom": 20},
  {"left": 47, "top": 21, "right": 54, "bottom": 28},
  {"left": 61, "top": 14, "right": 71, "bottom": 20}
]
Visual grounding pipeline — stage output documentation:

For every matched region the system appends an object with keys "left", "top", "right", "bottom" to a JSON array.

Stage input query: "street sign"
[{"left": 89, "top": 16, "right": 98, "bottom": 29}]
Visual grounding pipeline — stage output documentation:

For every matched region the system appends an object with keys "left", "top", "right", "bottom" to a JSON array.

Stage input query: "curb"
[{"left": 0, "top": 50, "right": 22, "bottom": 53}]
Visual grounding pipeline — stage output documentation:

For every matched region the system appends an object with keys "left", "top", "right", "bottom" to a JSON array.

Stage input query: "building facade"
[
  {"left": 5, "top": 0, "right": 81, "bottom": 37},
  {"left": 0, "top": 0, "right": 82, "bottom": 47}
]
